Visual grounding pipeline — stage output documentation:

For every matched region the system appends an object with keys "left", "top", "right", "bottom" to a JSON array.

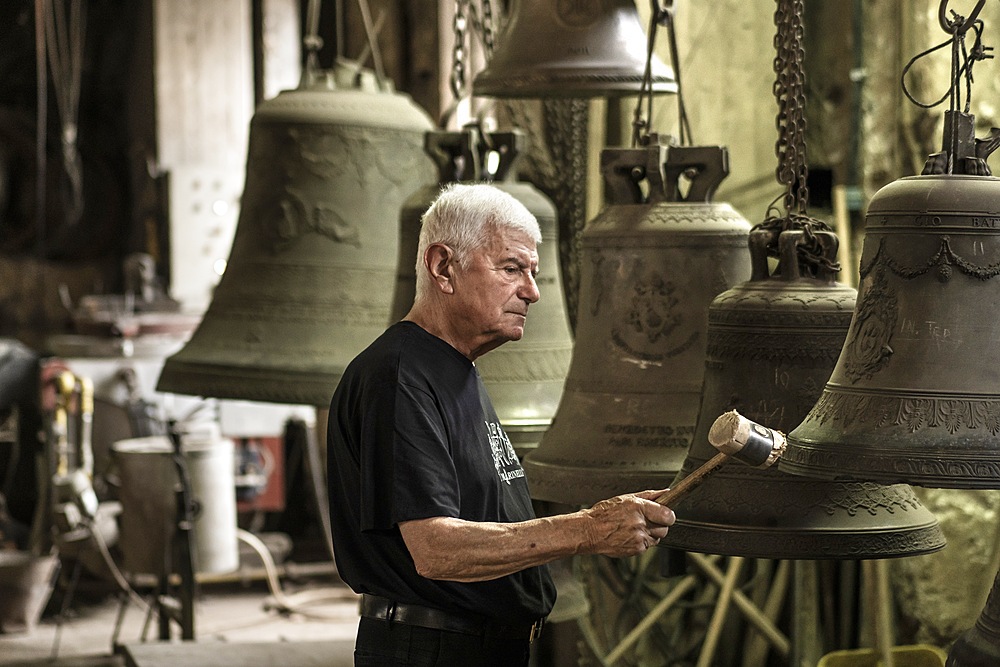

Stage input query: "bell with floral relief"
[
  {"left": 661, "top": 227, "right": 945, "bottom": 559},
  {"left": 783, "top": 111, "right": 1000, "bottom": 489}
]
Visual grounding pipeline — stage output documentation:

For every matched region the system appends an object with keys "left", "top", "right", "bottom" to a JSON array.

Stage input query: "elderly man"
[{"left": 327, "top": 183, "right": 675, "bottom": 666}]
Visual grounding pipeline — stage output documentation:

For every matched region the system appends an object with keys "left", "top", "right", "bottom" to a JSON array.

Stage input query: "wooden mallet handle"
[{"left": 655, "top": 410, "right": 786, "bottom": 506}]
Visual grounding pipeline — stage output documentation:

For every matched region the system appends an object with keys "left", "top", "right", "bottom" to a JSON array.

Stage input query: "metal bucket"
[
  {"left": 0, "top": 551, "right": 59, "bottom": 634},
  {"left": 817, "top": 645, "right": 947, "bottom": 667},
  {"left": 112, "top": 430, "right": 237, "bottom": 576}
]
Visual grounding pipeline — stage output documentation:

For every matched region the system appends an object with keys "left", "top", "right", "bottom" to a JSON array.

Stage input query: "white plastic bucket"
[{"left": 112, "top": 430, "right": 238, "bottom": 575}]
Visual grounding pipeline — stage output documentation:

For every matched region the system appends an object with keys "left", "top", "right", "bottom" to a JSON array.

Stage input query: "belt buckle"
[
  {"left": 529, "top": 618, "right": 544, "bottom": 643},
  {"left": 387, "top": 600, "right": 397, "bottom": 624}
]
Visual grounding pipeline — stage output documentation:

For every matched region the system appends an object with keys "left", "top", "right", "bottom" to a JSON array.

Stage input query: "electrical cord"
[{"left": 86, "top": 513, "right": 149, "bottom": 613}]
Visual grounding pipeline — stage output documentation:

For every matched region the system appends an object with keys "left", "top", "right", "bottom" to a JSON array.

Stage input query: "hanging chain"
[
  {"left": 755, "top": 0, "right": 839, "bottom": 275},
  {"left": 442, "top": 0, "right": 497, "bottom": 129},
  {"left": 480, "top": 0, "right": 495, "bottom": 60},
  {"left": 772, "top": 0, "right": 809, "bottom": 219},
  {"left": 450, "top": 0, "right": 470, "bottom": 102}
]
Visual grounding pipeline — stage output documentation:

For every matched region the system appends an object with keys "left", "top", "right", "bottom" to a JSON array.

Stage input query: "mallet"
[{"left": 654, "top": 410, "right": 786, "bottom": 506}]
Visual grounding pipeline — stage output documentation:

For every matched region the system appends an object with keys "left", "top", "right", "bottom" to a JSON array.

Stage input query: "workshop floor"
[{"left": 0, "top": 575, "right": 361, "bottom": 667}]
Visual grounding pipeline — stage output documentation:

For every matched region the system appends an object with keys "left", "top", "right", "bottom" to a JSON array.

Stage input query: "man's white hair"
[{"left": 414, "top": 183, "right": 541, "bottom": 297}]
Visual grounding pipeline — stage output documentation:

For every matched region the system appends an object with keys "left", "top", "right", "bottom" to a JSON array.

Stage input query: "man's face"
[{"left": 450, "top": 227, "right": 540, "bottom": 358}]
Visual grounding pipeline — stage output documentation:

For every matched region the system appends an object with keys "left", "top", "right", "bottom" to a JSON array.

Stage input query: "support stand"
[
  {"left": 585, "top": 553, "right": 791, "bottom": 666},
  {"left": 152, "top": 426, "right": 198, "bottom": 641}
]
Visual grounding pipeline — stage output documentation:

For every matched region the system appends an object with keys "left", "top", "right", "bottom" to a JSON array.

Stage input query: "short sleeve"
[{"left": 359, "top": 379, "right": 460, "bottom": 530}]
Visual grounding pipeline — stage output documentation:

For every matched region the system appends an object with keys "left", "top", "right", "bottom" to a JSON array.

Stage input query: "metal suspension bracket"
[
  {"left": 600, "top": 134, "right": 675, "bottom": 205},
  {"left": 424, "top": 125, "right": 526, "bottom": 183},
  {"left": 661, "top": 145, "right": 730, "bottom": 203},
  {"left": 477, "top": 128, "right": 525, "bottom": 182},
  {"left": 600, "top": 147, "right": 654, "bottom": 205},
  {"left": 600, "top": 134, "right": 730, "bottom": 205},
  {"left": 425, "top": 128, "right": 481, "bottom": 182},
  {"left": 905, "top": 0, "right": 997, "bottom": 175},
  {"left": 632, "top": 0, "right": 689, "bottom": 147}
]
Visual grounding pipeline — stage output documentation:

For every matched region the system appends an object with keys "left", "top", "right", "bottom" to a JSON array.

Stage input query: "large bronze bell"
[
  {"left": 156, "top": 63, "right": 434, "bottom": 406},
  {"left": 662, "top": 228, "right": 945, "bottom": 559},
  {"left": 473, "top": 0, "right": 677, "bottom": 98},
  {"left": 948, "top": 564, "right": 1000, "bottom": 666},
  {"left": 523, "top": 138, "right": 752, "bottom": 506},
  {"left": 390, "top": 126, "right": 574, "bottom": 456},
  {"left": 782, "top": 112, "right": 1000, "bottom": 488}
]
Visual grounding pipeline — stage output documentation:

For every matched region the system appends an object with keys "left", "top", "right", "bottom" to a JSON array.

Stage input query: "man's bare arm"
[{"left": 398, "top": 491, "right": 676, "bottom": 583}]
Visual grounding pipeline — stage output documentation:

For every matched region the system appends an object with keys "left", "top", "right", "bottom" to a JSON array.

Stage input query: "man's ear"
[{"left": 424, "top": 243, "right": 455, "bottom": 294}]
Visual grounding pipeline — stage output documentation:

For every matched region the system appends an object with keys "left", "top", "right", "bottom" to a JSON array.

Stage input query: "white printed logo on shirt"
[{"left": 485, "top": 421, "right": 524, "bottom": 485}]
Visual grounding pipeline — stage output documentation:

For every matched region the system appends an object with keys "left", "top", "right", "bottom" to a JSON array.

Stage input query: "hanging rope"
[
  {"left": 901, "top": 0, "right": 994, "bottom": 176},
  {"left": 35, "top": 0, "right": 86, "bottom": 233},
  {"left": 631, "top": 1, "right": 691, "bottom": 147},
  {"left": 901, "top": 0, "right": 991, "bottom": 114},
  {"left": 752, "top": 0, "right": 840, "bottom": 277},
  {"left": 355, "top": 0, "right": 385, "bottom": 86},
  {"left": 34, "top": 0, "right": 47, "bottom": 259},
  {"left": 302, "top": 0, "right": 323, "bottom": 76}
]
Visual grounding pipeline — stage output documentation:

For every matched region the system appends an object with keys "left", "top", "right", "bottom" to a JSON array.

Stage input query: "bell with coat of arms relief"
[{"left": 523, "top": 136, "right": 752, "bottom": 506}]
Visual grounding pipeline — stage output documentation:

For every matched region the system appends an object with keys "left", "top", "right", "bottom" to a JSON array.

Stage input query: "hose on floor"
[{"left": 236, "top": 528, "right": 356, "bottom": 620}]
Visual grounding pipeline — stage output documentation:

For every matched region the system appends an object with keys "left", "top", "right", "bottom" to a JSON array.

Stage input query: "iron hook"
[{"left": 938, "top": 0, "right": 986, "bottom": 34}]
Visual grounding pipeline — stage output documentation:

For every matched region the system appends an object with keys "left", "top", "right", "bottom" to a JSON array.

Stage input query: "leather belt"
[{"left": 360, "top": 594, "right": 544, "bottom": 643}]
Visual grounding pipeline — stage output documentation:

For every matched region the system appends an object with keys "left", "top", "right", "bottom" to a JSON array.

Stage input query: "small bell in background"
[
  {"left": 472, "top": 0, "right": 677, "bottom": 98},
  {"left": 391, "top": 125, "right": 574, "bottom": 457}
]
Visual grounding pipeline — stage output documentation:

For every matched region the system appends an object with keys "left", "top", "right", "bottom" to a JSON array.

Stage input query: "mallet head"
[{"left": 707, "top": 410, "right": 786, "bottom": 468}]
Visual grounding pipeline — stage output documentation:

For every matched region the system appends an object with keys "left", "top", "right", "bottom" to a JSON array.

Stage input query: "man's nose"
[{"left": 520, "top": 273, "right": 540, "bottom": 304}]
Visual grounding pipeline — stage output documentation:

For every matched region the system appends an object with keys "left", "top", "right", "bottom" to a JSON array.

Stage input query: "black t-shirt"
[{"left": 327, "top": 321, "right": 555, "bottom": 624}]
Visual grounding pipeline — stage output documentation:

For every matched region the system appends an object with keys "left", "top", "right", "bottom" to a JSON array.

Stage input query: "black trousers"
[{"left": 354, "top": 616, "right": 531, "bottom": 666}]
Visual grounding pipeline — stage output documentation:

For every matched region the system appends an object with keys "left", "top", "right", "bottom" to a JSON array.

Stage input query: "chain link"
[
  {"left": 755, "top": 0, "right": 840, "bottom": 276},
  {"left": 481, "top": 0, "right": 495, "bottom": 59},
  {"left": 772, "top": 0, "right": 810, "bottom": 217},
  {"left": 450, "top": 0, "right": 470, "bottom": 102},
  {"left": 449, "top": 1, "right": 496, "bottom": 104}
]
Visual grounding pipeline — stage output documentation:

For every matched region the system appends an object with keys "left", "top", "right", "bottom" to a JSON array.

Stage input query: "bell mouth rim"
[
  {"left": 472, "top": 68, "right": 678, "bottom": 99},
  {"left": 894, "top": 173, "right": 1000, "bottom": 181},
  {"left": 659, "top": 523, "right": 947, "bottom": 560}
]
